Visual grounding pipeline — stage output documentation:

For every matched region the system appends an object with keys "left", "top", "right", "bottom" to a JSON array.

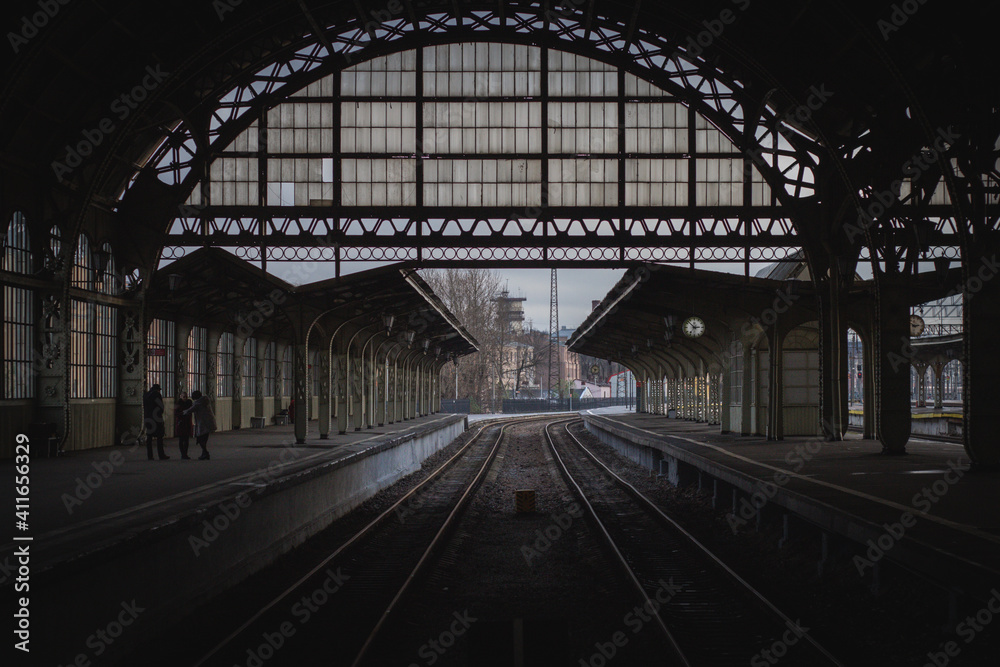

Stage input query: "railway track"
[
  {"left": 546, "top": 420, "right": 844, "bottom": 667},
  {"left": 190, "top": 416, "right": 541, "bottom": 667}
]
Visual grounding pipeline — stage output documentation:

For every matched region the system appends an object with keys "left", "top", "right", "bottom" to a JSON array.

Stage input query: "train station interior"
[{"left": 2, "top": 1, "right": 998, "bottom": 665}]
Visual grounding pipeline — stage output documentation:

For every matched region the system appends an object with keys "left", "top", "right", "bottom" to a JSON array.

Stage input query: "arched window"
[
  {"left": 217, "top": 332, "right": 234, "bottom": 396},
  {"left": 186, "top": 326, "right": 207, "bottom": 394},
  {"left": 98, "top": 242, "right": 119, "bottom": 296},
  {"left": 69, "top": 299, "right": 117, "bottom": 398},
  {"left": 264, "top": 342, "right": 276, "bottom": 397},
  {"left": 3, "top": 212, "right": 32, "bottom": 274},
  {"left": 282, "top": 346, "right": 293, "bottom": 397},
  {"left": 68, "top": 233, "right": 118, "bottom": 398},
  {"left": 146, "top": 319, "right": 176, "bottom": 397},
  {"left": 3, "top": 212, "right": 34, "bottom": 399},
  {"left": 48, "top": 225, "right": 61, "bottom": 270},
  {"left": 72, "top": 234, "right": 96, "bottom": 290},
  {"left": 242, "top": 337, "right": 257, "bottom": 397}
]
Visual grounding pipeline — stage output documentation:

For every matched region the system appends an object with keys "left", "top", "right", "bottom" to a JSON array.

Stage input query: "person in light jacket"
[{"left": 183, "top": 390, "right": 217, "bottom": 460}]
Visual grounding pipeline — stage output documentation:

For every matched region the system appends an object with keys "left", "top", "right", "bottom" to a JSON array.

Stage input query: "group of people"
[{"left": 142, "top": 384, "right": 217, "bottom": 461}]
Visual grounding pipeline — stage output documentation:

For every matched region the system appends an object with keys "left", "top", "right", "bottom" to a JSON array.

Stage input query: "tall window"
[
  {"left": 217, "top": 332, "right": 234, "bottom": 397},
  {"left": 3, "top": 212, "right": 34, "bottom": 399},
  {"left": 70, "top": 301, "right": 117, "bottom": 398},
  {"left": 98, "top": 242, "right": 119, "bottom": 296},
  {"left": 69, "top": 234, "right": 118, "bottom": 398},
  {"left": 282, "top": 346, "right": 293, "bottom": 396},
  {"left": 202, "top": 44, "right": 774, "bottom": 213},
  {"left": 147, "top": 319, "right": 176, "bottom": 396},
  {"left": 264, "top": 342, "right": 276, "bottom": 397},
  {"left": 71, "top": 234, "right": 96, "bottom": 290},
  {"left": 730, "top": 339, "right": 744, "bottom": 406},
  {"left": 187, "top": 326, "right": 207, "bottom": 394},
  {"left": 242, "top": 337, "right": 256, "bottom": 397},
  {"left": 48, "top": 225, "right": 61, "bottom": 270},
  {"left": 95, "top": 304, "right": 116, "bottom": 397}
]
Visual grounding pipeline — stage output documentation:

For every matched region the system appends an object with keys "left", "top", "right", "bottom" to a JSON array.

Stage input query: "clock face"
[
  {"left": 682, "top": 316, "right": 706, "bottom": 338},
  {"left": 590, "top": 364, "right": 601, "bottom": 376},
  {"left": 910, "top": 314, "right": 925, "bottom": 337}
]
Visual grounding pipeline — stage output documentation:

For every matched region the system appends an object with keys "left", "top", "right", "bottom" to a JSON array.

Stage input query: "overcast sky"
[{"left": 491, "top": 269, "right": 626, "bottom": 333}]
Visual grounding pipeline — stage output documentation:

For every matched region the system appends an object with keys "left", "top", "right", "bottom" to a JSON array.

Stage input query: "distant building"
[{"left": 494, "top": 289, "right": 526, "bottom": 334}]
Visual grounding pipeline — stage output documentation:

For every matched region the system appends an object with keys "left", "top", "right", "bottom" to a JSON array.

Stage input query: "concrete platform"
[
  {"left": 581, "top": 409, "right": 999, "bottom": 601},
  {"left": 3, "top": 413, "right": 466, "bottom": 664}
]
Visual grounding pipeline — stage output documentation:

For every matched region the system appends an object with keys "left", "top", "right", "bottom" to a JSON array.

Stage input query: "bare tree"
[
  {"left": 422, "top": 269, "right": 544, "bottom": 411},
  {"left": 422, "top": 268, "right": 504, "bottom": 412}
]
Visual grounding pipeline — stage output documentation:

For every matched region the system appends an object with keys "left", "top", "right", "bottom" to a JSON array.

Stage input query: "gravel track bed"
[
  {"left": 565, "top": 420, "right": 1000, "bottom": 666},
  {"left": 364, "top": 419, "right": 670, "bottom": 666}
]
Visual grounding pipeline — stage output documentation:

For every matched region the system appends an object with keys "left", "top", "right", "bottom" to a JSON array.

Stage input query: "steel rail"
[{"left": 556, "top": 419, "right": 844, "bottom": 667}]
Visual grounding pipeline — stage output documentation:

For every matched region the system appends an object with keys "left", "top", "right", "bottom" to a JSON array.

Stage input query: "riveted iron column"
[
  {"left": 116, "top": 303, "right": 145, "bottom": 445},
  {"left": 293, "top": 341, "right": 309, "bottom": 444},
  {"left": 317, "top": 339, "right": 331, "bottom": 439},
  {"left": 232, "top": 334, "right": 246, "bottom": 430},
  {"left": 819, "top": 273, "right": 848, "bottom": 440},
  {"left": 767, "top": 325, "right": 785, "bottom": 440},
  {"left": 964, "top": 251, "right": 1000, "bottom": 466},
  {"left": 875, "top": 277, "right": 911, "bottom": 454}
]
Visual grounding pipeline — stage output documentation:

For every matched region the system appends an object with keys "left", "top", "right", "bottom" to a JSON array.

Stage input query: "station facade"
[{"left": 1, "top": 1, "right": 998, "bottom": 465}]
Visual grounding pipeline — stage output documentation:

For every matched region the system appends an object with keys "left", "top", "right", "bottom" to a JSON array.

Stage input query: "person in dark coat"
[
  {"left": 143, "top": 383, "right": 168, "bottom": 460},
  {"left": 174, "top": 392, "right": 194, "bottom": 459},
  {"left": 183, "top": 390, "right": 217, "bottom": 460}
]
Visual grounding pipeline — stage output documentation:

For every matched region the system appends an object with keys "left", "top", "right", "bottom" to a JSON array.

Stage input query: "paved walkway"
[
  {"left": 581, "top": 409, "right": 999, "bottom": 595},
  {"left": 2, "top": 413, "right": 465, "bottom": 573}
]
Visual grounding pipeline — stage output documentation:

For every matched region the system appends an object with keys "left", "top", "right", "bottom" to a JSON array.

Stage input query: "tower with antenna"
[{"left": 548, "top": 268, "right": 559, "bottom": 400}]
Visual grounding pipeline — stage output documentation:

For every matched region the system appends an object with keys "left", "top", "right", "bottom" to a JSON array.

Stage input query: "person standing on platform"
[
  {"left": 174, "top": 392, "right": 194, "bottom": 459},
  {"left": 184, "top": 390, "right": 217, "bottom": 460},
  {"left": 143, "top": 383, "right": 168, "bottom": 460}
]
